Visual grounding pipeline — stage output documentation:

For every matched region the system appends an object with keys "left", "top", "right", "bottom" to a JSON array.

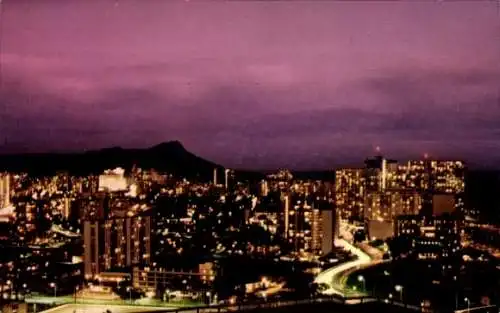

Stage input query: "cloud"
[
  {"left": 2, "top": 61, "right": 500, "bottom": 168},
  {"left": 2, "top": 1, "right": 500, "bottom": 168}
]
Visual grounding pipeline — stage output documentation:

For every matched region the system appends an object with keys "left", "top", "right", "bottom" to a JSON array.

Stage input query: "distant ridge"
[{"left": 0, "top": 141, "right": 223, "bottom": 180}]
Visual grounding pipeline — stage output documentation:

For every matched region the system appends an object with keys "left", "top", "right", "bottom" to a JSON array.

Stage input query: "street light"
[
  {"left": 357, "top": 275, "right": 366, "bottom": 293},
  {"left": 49, "top": 283, "right": 57, "bottom": 298},
  {"left": 126, "top": 287, "right": 132, "bottom": 304},
  {"left": 464, "top": 297, "right": 470, "bottom": 312},
  {"left": 395, "top": 285, "right": 403, "bottom": 302},
  {"left": 74, "top": 285, "right": 79, "bottom": 304},
  {"left": 5, "top": 280, "right": 11, "bottom": 299}
]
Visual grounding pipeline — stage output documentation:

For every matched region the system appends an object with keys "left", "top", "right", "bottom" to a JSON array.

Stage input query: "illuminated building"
[
  {"left": 0, "top": 174, "right": 11, "bottom": 208},
  {"left": 364, "top": 189, "right": 422, "bottom": 221},
  {"left": 364, "top": 192, "right": 382, "bottom": 221},
  {"left": 213, "top": 168, "right": 218, "bottom": 186},
  {"left": 71, "top": 176, "right": 100, "bottom": 194},
  {"left": 283, "top": 194, "right": 314, "bottom": 253},
  {"left": 409, "top": 160, "right": 466, "bottom": 215},
  {"left": 338, "top": 157, "right": 465, "bottom": 223},
  {"left": 429, "top": 160, "right": 465, "bottom": 194},
  {"left": 269, "top": 169, "right": 293, "bottom": 181},
  {"left": 403, "top": 160, "right": 465, "bottom": 194},
  {"left": 364, "top": 156, "right": 398, "bottom": 193},
  {"left": 132, "top": 262, "right": 215, "bottom": 292},
  {"left": 283, "top": 193, "right": 335, "bottom": 255},
  {"left": 283, "top": 193, "right": 290, "bottom": 234},
  {"left": 335, "top": 169, "right": 365, "bottom": 220},
  {"left": 394, "top": 215, "right": 461, "bottom": 260},
  {"left": 13, "top": 200, "right": 37, "bottom": 239},
  {"left": 249, "top": 212, "right": 279, "bottom": 234},
  {"left": 84, "top": 214, "right": 151, "bottom": 279},
  {"left": 0, "top": 205, "right": 14, "bottom": 223},
  {"left": 260, "top": 180, "right": 269, "bottom": 196},
  {"left": 405, "top": 160, "right": 431, "bottom": 191},
  {"left": 268, "top": 169, "right": 293, "bottom": 192},
  {"left": 74, "top": 193, "right": 107, "bottom": 220},
  {"left": 311, "top": 208, "right": 322, "bottom": 252},
  {"left": 98, "top": 167, "right": 128, "bottom": 192},
  {"left": 62, "top": 197, "right": 72, "bottom": 219}
]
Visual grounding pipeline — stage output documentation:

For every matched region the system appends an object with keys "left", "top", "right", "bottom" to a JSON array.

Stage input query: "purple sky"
[{"left": 1, "top": 0, "right": 500, "bottom": 169}]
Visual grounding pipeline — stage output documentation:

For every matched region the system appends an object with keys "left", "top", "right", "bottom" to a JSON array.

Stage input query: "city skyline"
[{"left": 1, "top": 1, "right": 500, "bottom": 169}]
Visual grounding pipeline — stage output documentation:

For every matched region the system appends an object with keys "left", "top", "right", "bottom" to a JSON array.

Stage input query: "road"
[
  {"left": 26, "top": 295, "right": 197, "bottom": 308},
  {"left": 39, "top": 304, "right": 173, "bottom": 313},
  {"left": 314, "top": 238, "right": 372, "bottom": 297},
  {"left": 314, "top": 221, "right": 384, "bottom": 298}
]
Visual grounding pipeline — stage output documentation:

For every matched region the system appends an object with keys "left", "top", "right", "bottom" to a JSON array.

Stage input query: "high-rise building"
[
  {"left": 84, "top": 214, "right": 151, "bottom": 279},
  {"left": 320, "top": 209, "right": 334, "bottom": 255},
  {"left": 334, "top": 209, "right": 341, "bottom": 241},
  {"left": 213, "top": 168, "right": 218, "bottom": 186},
  {"left": 338, "top": 157, "right": 465, "bottom": 222},
  {"left": 405, "top": 160, "right": 431, "bottom": 191},
  {"left": 260, "top": 180, "right": 269, "bottom": 197},
  {"left": 282, "top": 193, "right": 335, "bottom": 255},
  {"left": 364, "top": 189, "right": 422, "bottom": 221},
  {"left": 311, "top": 208, "right": 322, "bottom": 252},
  {"left": 335, "top": 169, "right": 365, "bottom": 220},
  {"left": 63, "top": 197, "right": 72, "bottom": 219},
  {"left": 0, "top": 174, "right": 11, "bottom": 208},
  {"left": 394, "top": 214, "right": 461, "bottom": 261},
  {"left": 429, "top": 161, "right": 465, "bottom": 194},
  {"left": 364, "top": 156, "right": 398, "bottom": 193},
  {"left": 402, "top": 160, "right": 465, "bottom": 195},
  {"left": 282, "top": 194, "right": 314, "bottom": 253}
]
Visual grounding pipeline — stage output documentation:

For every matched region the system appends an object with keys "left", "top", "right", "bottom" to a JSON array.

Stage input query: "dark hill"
[{"left": 0, "top": 141, "right": 223, "bottom": 180}]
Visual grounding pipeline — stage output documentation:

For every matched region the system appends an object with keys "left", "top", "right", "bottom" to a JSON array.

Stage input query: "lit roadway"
[
  {"left": 25, "top": 295, "right": 198, "bottom": 309},
  {"left": 314, "top": 238, "right": 372, "bottom": 297},
  {"left": 314, "top": 222, "right": 384, "bottom": 298},
  {"left": 38, "top": 304, "right": 173, "bottom": 313}
]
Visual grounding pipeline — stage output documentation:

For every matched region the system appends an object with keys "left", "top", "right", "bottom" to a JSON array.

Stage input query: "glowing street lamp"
[
  {"left": 357, "top": 275, "right": 366, "bottom": 293},
  {"left": 49, "top": 282, "right": 57, "bottom": 298},
  {"left": 206, "top": 291, "right": 211, "bottom": 305},
  {"left": 464, "top": 297, "right": 470, "bottom": 312},
  {"left": 74, "top": 285, "right": 79, "bottom": 304},
  {"left": 395, "top": 285, "right": 403, "bottom": 302},
  {"left": 126, "top": 287, "right": 132, "bottom": 303}
]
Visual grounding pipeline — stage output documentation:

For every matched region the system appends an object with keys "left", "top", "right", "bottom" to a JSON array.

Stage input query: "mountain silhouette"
[{"left": 0, "top": 141, "right": 223, "bottom": 180}]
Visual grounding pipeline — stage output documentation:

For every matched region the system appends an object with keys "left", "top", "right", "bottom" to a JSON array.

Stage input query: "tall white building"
[
  {"left": 0, "top": 174, "right": 11, "bottom": 208},
  {"left": 98, "top": 168, "right": 128, "bottom": 192}
]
